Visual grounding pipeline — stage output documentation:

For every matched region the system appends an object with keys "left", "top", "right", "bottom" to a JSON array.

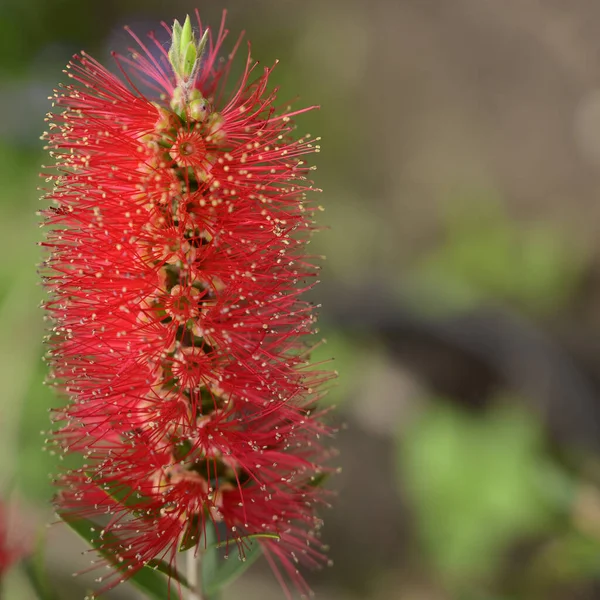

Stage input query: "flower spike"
[{"left": 41, "top": 8, "right": 334, "bottom": 599}]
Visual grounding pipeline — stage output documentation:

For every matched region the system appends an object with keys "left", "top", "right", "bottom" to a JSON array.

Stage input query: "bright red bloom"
[{"left": 41, "top": 10, "right": 334, "bottom": 598}]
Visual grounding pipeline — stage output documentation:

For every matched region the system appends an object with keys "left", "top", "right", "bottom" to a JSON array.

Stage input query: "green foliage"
[
  {"left": 59, "top": 512, "right": 179, "bottom": 599},
  {"left": 398, "top": 399, "right": 574, "bottom": 592},
  {"left": 308, "top": 330, "right": 369, "bottom": 407},
  {"left": 410, "top": 199, "right": 585, "bottom": 315},
  {"left": 16, "top": 362, "right": 60, "bottom": 502},
  {"left": 22, "top": 533, "right": 60, "bottom": 600},
  {"left": 533, "top": 530, "right": 600, "bottom": 584},
  {"left": 0, "top": 0, "right": 104, "bottom": 76},
  {"left": 60, "top": 510, "right": 271, "bottom": 599},
  {"left": 4, "top": 2, "right": 598, "bottom": 598},
  {"left": 201, "top": 521, "right": 264, "bottom": 598}
]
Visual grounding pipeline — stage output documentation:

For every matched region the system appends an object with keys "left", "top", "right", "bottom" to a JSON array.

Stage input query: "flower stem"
[{"left": 187, "top": 549, "right": 203, "bottom": 600}]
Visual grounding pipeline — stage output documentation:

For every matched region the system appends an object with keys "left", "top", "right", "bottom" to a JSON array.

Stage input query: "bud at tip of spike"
[
  {"left": 168, "top": 15, "right": 210, "bottom": 87},
  {"left": 180, "top": 15, "right": 196, "bottom": 79}
]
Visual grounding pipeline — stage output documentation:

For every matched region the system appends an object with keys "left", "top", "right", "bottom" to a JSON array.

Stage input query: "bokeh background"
[{"left": 4, "top": 0, "right": 600, "bottom": 598}]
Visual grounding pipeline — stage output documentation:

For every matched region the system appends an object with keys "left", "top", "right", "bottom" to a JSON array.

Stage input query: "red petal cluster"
[{"left": 41, "top": 10, "right": 334, "bottom": 597}]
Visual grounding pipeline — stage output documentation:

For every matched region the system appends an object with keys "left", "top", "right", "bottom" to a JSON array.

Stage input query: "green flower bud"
[
  {"left": 189, "top": 98, "right": 210, "bottom": 122},
  {"left": 168, "top": 15, "right": 210, "bottom": 87},
  {"left": 180, "top": 16, "right": 197, "bottom": 80},
  {"left": 188, "top": 89, "right": 203, "bottom": 102},
  {"left": 153, "top": 105, "right": 177, "bottom": 131},
  {"left": 170, "top": 86, "right": 185, "bottom": 114}
]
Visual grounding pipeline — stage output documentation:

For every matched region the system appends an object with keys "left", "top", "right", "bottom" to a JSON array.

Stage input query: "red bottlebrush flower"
[{"left": 41, "top": 9, "right": 334, "bottom": 598}]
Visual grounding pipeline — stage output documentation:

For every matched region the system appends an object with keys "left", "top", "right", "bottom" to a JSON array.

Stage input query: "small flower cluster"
[{"left": 41, "top": 11, "right": 334, "bottom": 597}]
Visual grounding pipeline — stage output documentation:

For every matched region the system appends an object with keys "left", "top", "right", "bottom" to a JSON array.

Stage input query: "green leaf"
[
  {"left": 178, "top": 513, "right": 203, "bottom": 552},
  {"left": 21, "top": 532, "right": 59, "bottom": 600},
  {"left": 147, "top": 558, "right": 190, "bottom": 589},
  {"left": 201, "top": 522, "right": 264, "bottom": 597},
  {"left": 214, "top": 533, "right": 280, "bottom": 549},
  {"left": 59, "top": 512, "right": 177, "bottom": 600},
  {"left": 201, "top": 522, "right": 219, "bottom": 595},
  {"left": 204, "top": 543, "right": 263, "bottom": 596},
  {"left": 96, "top": 478, "right": 155, "bottom": 517},
  {"left": 22, "top": 560, "right": 59, "bottom": 600},
  {"left": 179, "top": 515, "right": 279, "bottom": 553}
]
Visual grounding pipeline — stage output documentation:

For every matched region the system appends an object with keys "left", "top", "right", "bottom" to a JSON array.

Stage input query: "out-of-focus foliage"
[
  {"left": 398, "top": 399, "right": 573, "bottom": 592},
  {"left": 309, "top": 332, "right": 368, "bottom": 407},
  {"left": 2, "top": 1, "right": 600, "bottom": 599},
  {"left": 409, "top": 199, "right": 585, "bottom": 315}
]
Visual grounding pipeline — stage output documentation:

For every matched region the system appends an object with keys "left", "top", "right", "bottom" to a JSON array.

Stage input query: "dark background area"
[{"left": 4, "top": 1, "right": 600, "bottom": 598}]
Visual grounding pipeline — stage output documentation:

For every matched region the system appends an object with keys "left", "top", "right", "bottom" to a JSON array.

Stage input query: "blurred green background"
[{"left": 5, "top": 0, "right": 600, "bottom": 598}]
